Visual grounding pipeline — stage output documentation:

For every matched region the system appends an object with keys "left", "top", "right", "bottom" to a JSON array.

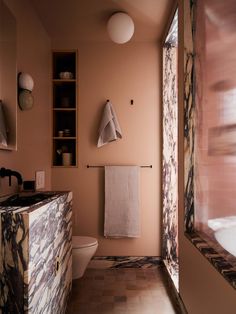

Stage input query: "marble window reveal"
[
  {"left": 162, "top": 9, "right": 179, "bottom": 292},
  {"left": 0, "top": 192, "right": 72, "bottom": 313},
  {"left": 184, "top": 0, "right": 236, "bottom": 289},
  {"left": 184, "top": 0, "right": 195, "bottom": 234}
]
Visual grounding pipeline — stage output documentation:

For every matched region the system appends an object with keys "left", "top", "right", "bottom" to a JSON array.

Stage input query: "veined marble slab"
[
  {"left": 162, "top": 10, "right": 179, "bottom": 291},
  {"left": 88, "top": 256, "right": 162, "bottom": 269},
  {"left": 0, "top": 192, "right": 72, "bottom": 314}
]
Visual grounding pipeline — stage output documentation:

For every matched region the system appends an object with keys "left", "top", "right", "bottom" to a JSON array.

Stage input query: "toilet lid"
[{"left": 72, "top": 236, "right": 98, "bottom": 248}]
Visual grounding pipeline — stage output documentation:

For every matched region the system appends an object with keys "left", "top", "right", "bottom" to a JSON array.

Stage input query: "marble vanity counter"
[
  {"left": 0, "top": 191, "right": 65, "bottom": 213},
  {"left": 0, "top": 191, "right": 72, "bottom": 314}
]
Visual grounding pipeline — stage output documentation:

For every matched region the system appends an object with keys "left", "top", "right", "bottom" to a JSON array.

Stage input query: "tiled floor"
[{"left": 66, "top": 266, "right": 178, "bottom": 314}]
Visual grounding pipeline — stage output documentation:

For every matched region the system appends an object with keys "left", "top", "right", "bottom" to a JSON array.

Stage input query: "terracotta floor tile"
[
  {"left": 66, "top": 267, "right": 178, "bottom": 314},
  {"left": 102, "top": 289, "right": 114, "bottom": 296},
  {"left": 101, "top": 296, "right": 114, "bottom": 303},
  {"left": 126, "top": 295, "right": 140, "bottom": 304},
  {"left": 126, "top": 289, "right": 140, "bottom": 297},
  {"left": 114, "top": 295, "right": 127, "bottom": 302},
  {"left": 97, "top": 302, "right": 114, "bottom": 311}
]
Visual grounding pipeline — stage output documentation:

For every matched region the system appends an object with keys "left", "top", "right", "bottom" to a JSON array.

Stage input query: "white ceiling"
[{"left": 31, "top": 0, "right": 175, "bottom": 42}]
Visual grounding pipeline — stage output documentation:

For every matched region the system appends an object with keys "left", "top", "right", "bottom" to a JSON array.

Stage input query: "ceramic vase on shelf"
[{"left": 62, "top": 153, "right": 72, "bottom": 166}]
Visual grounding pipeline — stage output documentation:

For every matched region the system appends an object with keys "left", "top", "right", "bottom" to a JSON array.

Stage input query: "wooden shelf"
[
  {"left": 53, "top": 79, "right": 76, "bottom": 83},
  {"left": 53, "top": 108, "right": 76, "bottom": 111},
  {"left": 52, "top": 165, "right": 77, "bottom": 168},
  {"left": 52, "top": 50, "right": 78, "bottom": 167},
  {"left": 53, "top": 137, "right": 76, "bottom": 140}
]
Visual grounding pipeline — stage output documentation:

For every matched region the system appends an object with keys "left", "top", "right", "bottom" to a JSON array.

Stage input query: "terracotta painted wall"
[
  {"left": 178, "top": 1, "right": 236, "bottom": 313},
  {"left": 52, "top": 41, "right": 160, "bottom": 256},
  {"left": 0, "top": 0, "right": 51, "bottom": 195}
]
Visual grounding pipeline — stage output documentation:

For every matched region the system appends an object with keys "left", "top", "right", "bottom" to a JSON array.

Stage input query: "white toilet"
[{"left": 72, "top": 236, "right": 98, "bottom": 279}]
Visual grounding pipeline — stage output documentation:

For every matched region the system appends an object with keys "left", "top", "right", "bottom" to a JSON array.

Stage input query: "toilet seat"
[{"left": 72, "top": 236, "right": 98, "bottom": 249}]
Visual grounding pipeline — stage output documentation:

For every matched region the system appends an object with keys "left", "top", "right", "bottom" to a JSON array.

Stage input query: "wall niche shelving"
[{"left": 52, "top": 50, "right": 77, "bottom": 167}]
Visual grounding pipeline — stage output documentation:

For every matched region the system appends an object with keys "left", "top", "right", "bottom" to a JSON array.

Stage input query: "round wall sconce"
[
  {"left": 107, "top": 12, "right": 134, "bottom": 44},
  {"left": 18, "top": 72, "right": 34, "bottom": 110}
]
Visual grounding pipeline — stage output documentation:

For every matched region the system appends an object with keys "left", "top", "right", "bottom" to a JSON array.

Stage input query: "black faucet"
[{"left": 0, "top": 167, "right": 23, "bottom": 186}]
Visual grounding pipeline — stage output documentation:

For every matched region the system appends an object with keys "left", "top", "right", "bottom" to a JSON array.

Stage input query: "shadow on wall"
[
  {"left": 89, "top": 100, "right": 107, "bottom": 146},
  {"left": 86, "top": 100, "right": 107, "bottom": 236},
  {"left": 98, "top": 168, "right": 105, "bottom": 236}
]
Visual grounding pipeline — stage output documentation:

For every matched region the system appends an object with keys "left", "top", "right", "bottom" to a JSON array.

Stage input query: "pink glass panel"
[{"left": 194, "top": 0, "right": 236, "bottom": 260}]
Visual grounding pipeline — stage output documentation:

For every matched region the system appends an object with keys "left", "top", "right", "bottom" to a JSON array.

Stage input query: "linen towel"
[
  {"left": 97, "top": 101, "right": 122, "bottom": 147},
  {"left": 0, "top": 101, "right": 8, "bottom": 147},
  {"left": 104, "top": 166, "right": 140, "bottom": 238}
]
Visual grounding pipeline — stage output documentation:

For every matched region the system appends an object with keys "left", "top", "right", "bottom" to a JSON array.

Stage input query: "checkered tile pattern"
[{"left": 66, "top": 267, "right": 178, "bottom": 314}]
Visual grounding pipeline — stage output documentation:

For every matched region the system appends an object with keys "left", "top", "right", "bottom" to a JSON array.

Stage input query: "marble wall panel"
[
  {"left": 0, "top": 192, "right": 72, "bottom": 313},
  {"left": 162, "top": 11, "right": 179, "bottom": 290},
  {"left": 184, "top": 0, "right": 195, "bottom": 233},
  {"left": 0, "top": 212, "right": 29, "bottom": 313}
]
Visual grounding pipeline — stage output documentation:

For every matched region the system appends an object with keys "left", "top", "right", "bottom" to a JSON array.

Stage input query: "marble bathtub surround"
[
  {"left": 0, "top": 191, "right": 72, "bottom": 313},
  {"left": 185, "top": 233, "right": 236, "bottom": 289}
]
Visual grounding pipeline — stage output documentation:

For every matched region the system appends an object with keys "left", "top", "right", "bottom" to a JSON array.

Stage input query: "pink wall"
[
  {"left": 0, "top": 0, "right": 51, "bottom": 195},
  {"left": 52, "top": 41, "right": 161, "bottom": 256}
]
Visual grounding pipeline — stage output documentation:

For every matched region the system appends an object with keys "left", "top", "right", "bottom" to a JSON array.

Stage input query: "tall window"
[{"left": 194, "top": 0, "right": 236, "bottom": 265}]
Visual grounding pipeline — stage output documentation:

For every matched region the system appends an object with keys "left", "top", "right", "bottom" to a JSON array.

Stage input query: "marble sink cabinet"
[{"left": 0, "top": 191, "right": 72, "bottom": 314}]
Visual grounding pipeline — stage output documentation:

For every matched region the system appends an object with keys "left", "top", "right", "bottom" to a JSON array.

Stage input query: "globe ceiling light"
[
  {"left": 107, "top": 12, "right": 134, "bottom": 44},
  {"left": 18, "top": 72, "right": 34, "bottom": 110},
  {"left": 18, "top": 72, "right": 34, "bottom": 91}
]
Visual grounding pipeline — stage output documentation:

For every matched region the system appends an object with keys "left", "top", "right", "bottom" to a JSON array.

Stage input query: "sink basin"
[{"left": 0, "top": 193, "right": 56, "bottom": 207}]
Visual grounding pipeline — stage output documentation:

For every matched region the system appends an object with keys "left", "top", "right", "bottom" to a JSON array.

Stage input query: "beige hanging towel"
[
  {"left": 0, "top": 101, "right": 8, "bottom": 147},
  {"left": 104, "top": 166, "right": 140, "bottom": 238},
  {"left": 97, "top": 101, "right": 122, "bottom": 147}
]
